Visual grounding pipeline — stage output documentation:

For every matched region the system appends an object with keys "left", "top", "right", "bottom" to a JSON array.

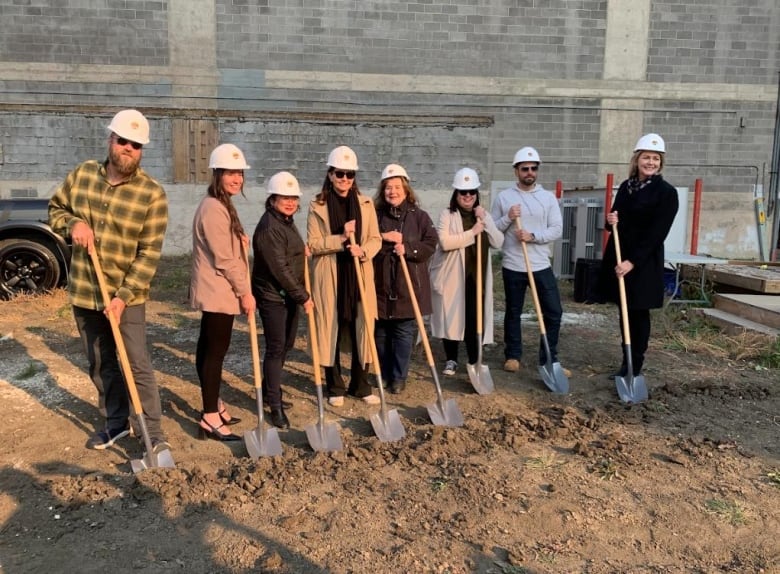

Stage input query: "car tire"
[{"left": 0, "top": 238, "right": 62, "bottom": 299}]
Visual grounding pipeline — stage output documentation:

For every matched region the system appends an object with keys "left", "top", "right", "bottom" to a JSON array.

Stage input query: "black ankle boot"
[{"left": 268, "top": 407, "right": 290, "bottom": 429}]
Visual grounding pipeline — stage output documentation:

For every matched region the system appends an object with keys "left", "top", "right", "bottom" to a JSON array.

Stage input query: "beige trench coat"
[
  {"left": 429, "top": 208, "right": 504, "bottom": 344},
  {"left": 306, "top": 194, "right": 381, "bottom": 368}
]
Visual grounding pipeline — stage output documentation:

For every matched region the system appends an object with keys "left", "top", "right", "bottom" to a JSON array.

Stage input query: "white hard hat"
[
  {"left": 634, "top": 133, "right": 666, "bottom": 153},
  {"left": 267, "top": 171, "right": 302, "bottom": 197},
  {"left": 327, "top": 146, "right": 359, "bottom": 170},
  {"left": 380, "top": 163, "right": 409, "bottom": 181},
  {"left": 106, "top": 109, "right": 150, "bottom": 145},
  {"left": 452, "top": 167, "right": 481, "bottom": 190},
  {"left": 208, "top": 144, "right": 251, "bottom": 170},
  {"left": 512, "top": 146, "right": 541, "bottom": 166}
]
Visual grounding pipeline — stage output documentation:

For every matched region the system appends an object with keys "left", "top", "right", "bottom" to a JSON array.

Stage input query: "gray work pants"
[{"left": 73, "top": 303, "right": 165, "bottom": 440}]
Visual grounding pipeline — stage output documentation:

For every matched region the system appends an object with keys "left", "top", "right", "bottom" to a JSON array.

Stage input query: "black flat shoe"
[
  {"left": 218, "top": 407, "right": 241, "bottom": 426},
  {"left": 388, "top": 380, "right": 406, "bottom": 394},
  {"left": 607, "top": 369, "right": 628, "bottom": 380},
  {"left": 268, "top": 408, "right": 290, "bottom": 430},
  {"left": 198, "top": 417, "right": 241, "bottom": 441}
]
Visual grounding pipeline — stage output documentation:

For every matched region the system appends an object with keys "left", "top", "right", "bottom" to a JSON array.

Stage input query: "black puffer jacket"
[
  {"left": 252, "top": 208, "right": 309, "bottom": 305},
  {"left": 374, "top": 201, "right": 437, "bottom": 319}
]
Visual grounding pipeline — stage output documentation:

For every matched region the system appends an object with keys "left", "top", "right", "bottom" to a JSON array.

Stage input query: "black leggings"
[{"left": 196, "top": 311, "right": 235, "bottom": 413}]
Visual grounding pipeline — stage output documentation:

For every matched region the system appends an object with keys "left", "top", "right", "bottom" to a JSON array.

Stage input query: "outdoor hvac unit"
[{"left": 553, "top": 198, "right": 604, "bottom": 279}]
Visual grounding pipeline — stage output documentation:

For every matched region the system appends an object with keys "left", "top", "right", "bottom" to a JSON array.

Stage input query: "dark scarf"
[
  {"left": 458, "top": 206, "right": 488, "bottom": 282},
  {"left": 627, "top": 173, "right": 660, "bottom": 194},
  {"left": 326, "top": 189, "right": 362, "bottom": 320},
  {"left": 379, "top": 201, "right": 410, "bottom": 301}
]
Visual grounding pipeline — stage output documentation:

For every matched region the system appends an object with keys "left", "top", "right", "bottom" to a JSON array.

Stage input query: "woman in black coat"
[
  {"left": 373, "top": 164, "right": 438, "bottom": 394},
  {"left": 599, "top": 133, "right": 679, "bottom": 378},
  {"left": 252, "top": 171, "right": 313, "bottom": 428}
]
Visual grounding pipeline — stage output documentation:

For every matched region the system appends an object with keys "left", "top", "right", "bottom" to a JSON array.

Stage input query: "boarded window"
[{"left": 172, "top": 119, "right": 218, "bottom": 183}]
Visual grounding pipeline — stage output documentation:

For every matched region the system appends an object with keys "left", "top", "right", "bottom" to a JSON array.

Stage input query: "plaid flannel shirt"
[{"left": 48, "top": 159, "right": 168, "bottom": 310}]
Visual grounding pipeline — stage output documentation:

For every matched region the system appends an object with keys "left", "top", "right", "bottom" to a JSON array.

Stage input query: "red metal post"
[
  {"left": 603, "top": 173, "right": 614, "bottom": 253},
  {"left": 555, "top": 180, "right": 563, "bottom": 199},
  {"left": 691, "top": 178, "right": 702, "bottom": 255}
]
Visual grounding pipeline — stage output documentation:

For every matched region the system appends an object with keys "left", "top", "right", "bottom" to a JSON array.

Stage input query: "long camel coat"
[
  {"left": 306, "top": 194, "right": 381, "bottom": 368},
  {"left": 429, "top": 208, "right": 504, "bottom": 344}
]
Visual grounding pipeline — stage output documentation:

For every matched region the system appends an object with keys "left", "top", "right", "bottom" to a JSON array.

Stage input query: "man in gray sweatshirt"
[{"left": 490, "top": 146, "right": 570, "bottom": 376}]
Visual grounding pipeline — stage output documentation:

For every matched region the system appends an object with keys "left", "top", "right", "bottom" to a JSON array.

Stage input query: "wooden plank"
[
  {"left": 708, "top": 264, "right": 780, "bottom": 294},
  {"left": 171, "top": 119, "right": 191, "bottom": 183}
]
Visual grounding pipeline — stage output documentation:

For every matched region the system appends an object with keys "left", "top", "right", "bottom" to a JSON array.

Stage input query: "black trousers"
[
  {"left": 258, "top": 298, "right": 299, "bottom": 409},
  {"left": 325, "top": 319, "right": 372, "bottom": 398}
]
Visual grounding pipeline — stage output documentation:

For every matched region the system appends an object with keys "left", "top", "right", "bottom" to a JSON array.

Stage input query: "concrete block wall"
[{"left": 216, "top": 0, "right": 607, "bottom": 78}]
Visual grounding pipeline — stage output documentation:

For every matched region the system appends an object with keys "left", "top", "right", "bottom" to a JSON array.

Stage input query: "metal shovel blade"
[
  {"left": 370, "top": 408, "right": 406, "bottom": 442},
  {"left": 244, "top": 425, "right": 283, "bottom": 458},
  {"left": 427, "top": 397, "right": 464, "bottom": 427},
  {"left": 131, "top": 447, "right": 176, "bottom": 473},
  {"left": 305, "top": 420, "right": 344, "bottom": 452},
  {"left": 615, "top": 373, "right": 648, "bottom": 404},
  {"left": 466, "top": 362, "right": 494, "bottom": 395},
  {"left": 538, "top": 362, "right": 569, "bottom": 394}
]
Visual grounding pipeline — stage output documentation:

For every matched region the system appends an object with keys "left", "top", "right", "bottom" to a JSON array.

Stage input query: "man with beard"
[
  {"left": 49, "top": 109, "right": 170, "bottom": 454},
  {"left": 490, "top": 146, "right": 570, "bottom": 377}
]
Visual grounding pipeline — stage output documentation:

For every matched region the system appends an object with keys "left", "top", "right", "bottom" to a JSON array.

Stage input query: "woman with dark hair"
[
  {"left": 429, "top": 167, "right": 504, "bottom": 377},
  {"left": 372, "top": 164, "right": 437, "bottom": 394},
  {"left": 306, "top": 146, "right": 382, "bottom": 407},
  {"left": 190, "top": 143, "right": 255, "bottom": 442},
  {"left": 599, "top": 133, "right": 679, "bottom": 379},
  {"left": 251, "top": 171, "right": 313, "bottom": 429}
]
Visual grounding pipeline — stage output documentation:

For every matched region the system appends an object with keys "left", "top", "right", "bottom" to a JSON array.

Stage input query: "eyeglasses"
[
  {"left": 517, "top": 165, "right": 538, "bottom": 173},
  {"left": 457, "top": 189, "right": 478, "bottom": 196},
  {"left": 333, "top": 170, "right": 356, "bottom": 180},
  {"left": 114, "top": 136, "right": 143, "bottom": 150}
]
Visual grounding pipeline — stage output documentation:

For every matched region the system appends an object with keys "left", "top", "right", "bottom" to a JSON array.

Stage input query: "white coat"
[{"left": 429, "top": 208, "right": 504, "bottom": 343}]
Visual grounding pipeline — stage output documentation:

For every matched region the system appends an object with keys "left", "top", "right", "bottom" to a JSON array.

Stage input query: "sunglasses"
[
  {"left": 333, "top": 170, "right": 356, "bottom": 180},
  {"left": 114, "top": 136, "right": 143, "bottom": 150},
  {"left": 517, "top": 165, "right": 538, "bottom": 173},
  {"left": 457, "top": 189, "right": 478, "bottom": 196}
]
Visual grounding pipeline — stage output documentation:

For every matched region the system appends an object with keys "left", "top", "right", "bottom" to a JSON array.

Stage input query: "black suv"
[{"left": 0, "top": 198, "right": 71, "bottom": 299}]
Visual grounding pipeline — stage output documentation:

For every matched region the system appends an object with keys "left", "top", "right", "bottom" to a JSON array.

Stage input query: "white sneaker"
[
  {"left": 361, "top": 394, "right": 380, "bottom": 405},
  {"left": 443, "top": 360, "right": 458, "bottom": 376},
  {"left": 328, "top": 396, "right": 344, "bottom": 407}
]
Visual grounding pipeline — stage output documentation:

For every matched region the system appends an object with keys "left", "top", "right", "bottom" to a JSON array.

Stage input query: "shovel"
[
  {"left": 612, "top": 225, "right": 649, "bottom": 404},
  {"left": 303, "top": 254, "right": 343, "bottom": 452},
  {"left": 515, "top": 219, "right": 569, "bottom": 394},
  {"left": 398, "top": 256, "right": 463, "bottom": 426},
  {"left": 349, "top": 233, "right": 405, "bottom": 442},
  {"left": 88, "top": 249, "right": 175, "bottom": 472},
  {"left": 465, "top": 230, "right": 494, "bottom": 395},
  {"left": 242, "top": 249, "right": 283, "bottom": 458}
]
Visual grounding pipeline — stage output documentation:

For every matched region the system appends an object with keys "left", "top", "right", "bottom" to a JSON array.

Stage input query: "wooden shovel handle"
[
  {"left": 475, "top": 229, "right": 483, "bottom": 337},
  {"left": 88, "top": 249, "right": 144, "bottom": 416},
  {"left": 303, "top": 254, "right": 323, "bottom": 388},
  {"left": 243, "top": 247, "right": 263, "bottom": 391},
  {"left": 398, "top": 255, "right": 436, "bottom": 368},
  {"left": 514, "top": 218, "right": 548, "bottom": 337},
  {"left": 348, "top": 232, "right": 381, "bottom": 371},
  {"left": 612, "top": 225, "right": 633, "bottom": 346}
]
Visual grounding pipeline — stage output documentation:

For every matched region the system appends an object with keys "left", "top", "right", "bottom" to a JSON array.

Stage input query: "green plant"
[
  {"left": 524, "top": 453, "right": 565, "bottom": 470},
  {"left": 704, "top": 498, "right": 747, "bottom": 525},
  {"left": 596, "top": 458, "right": 622, "bottom": 481},
  {"left": 430, "top": 476, "right": 448, "bottom": 492},
  {"left": 766, "top": 469, "right": 780, "bottom": 488},
  {"left": 16, "top": 361, "right": 39, "bottom": 380}
]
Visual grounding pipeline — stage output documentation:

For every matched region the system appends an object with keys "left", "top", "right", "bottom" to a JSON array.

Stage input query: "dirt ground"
[{"left": 1, "top": 258, "right": 778, "bottom": 574}]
